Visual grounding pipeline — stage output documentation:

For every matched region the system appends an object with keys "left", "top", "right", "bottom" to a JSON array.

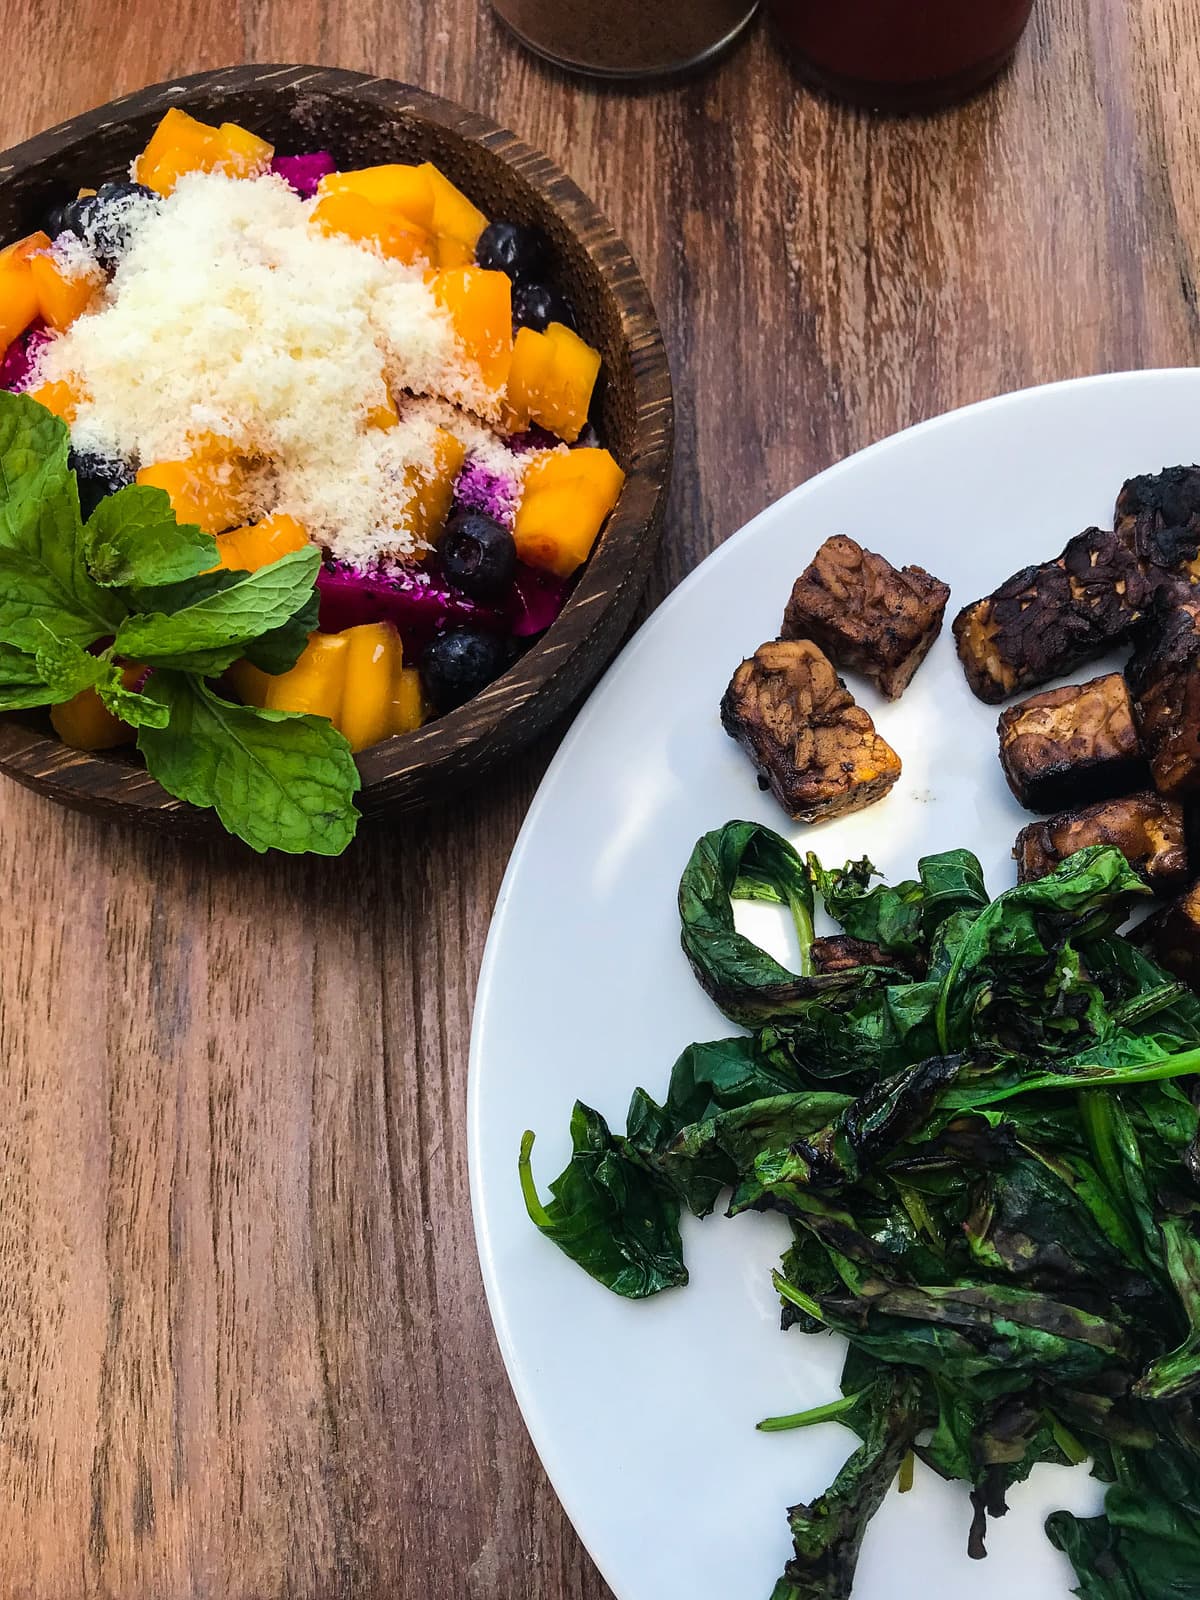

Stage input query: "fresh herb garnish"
[
  {"left": 523, "top": 822, "right": 1200, "bottom": 1599},
  {"left": 0, "top": 392, "right": 360, "bottom": 854}
]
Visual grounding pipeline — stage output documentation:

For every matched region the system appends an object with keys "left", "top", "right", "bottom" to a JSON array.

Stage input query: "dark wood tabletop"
[{"left": 2, "top": 2, "right": 1199, "bottom": 1595}]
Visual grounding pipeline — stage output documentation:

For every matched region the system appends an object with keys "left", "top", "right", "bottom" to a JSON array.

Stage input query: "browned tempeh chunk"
[
  {"left": 997, "top": 673, "right": 1148, "bottom": 812},
  {"left": 1115, "top": 465, "right": 1200, "bottom": 581},
  {"left": 953, "top": 528, "right": 1151, "bottom": 704},
  {"left": 1013, "top": 793, "right": 1187, "bottom": 893},
  {"left": 721, "top": 639, "right": 901, "bottom": 824},
  {"left": 1133, "top": 881, "right": 1200, "bottom": 991},
  {"left": 1126, "top": 597, "right": 1200, "bottom": 799},
  {"left": 780, "top": 535, "right": 951, "bottom": 699}
]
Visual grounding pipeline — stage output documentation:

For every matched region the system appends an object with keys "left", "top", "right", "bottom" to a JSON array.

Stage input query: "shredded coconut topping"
[{"left": 36, "top": 171, "right": 513, "bottom": 565}]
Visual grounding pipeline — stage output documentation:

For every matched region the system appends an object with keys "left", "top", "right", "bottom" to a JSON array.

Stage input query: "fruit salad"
[{"left": 0, "top": 108, "right": 626, "bottom": 852}]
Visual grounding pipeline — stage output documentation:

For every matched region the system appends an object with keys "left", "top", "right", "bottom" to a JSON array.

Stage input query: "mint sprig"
[{"left": 0, "top": 392, "right": 361, "bottom": 855}]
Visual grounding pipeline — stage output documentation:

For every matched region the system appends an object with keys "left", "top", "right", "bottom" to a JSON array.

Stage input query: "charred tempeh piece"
[
  {"left": 953, "top": 528, "right": 1150, "bottom": 704},
  {"left": 1126, "top": 597, "right": 1200, "bottom": 799},
  {"left": 780, "top": 535, "right": 951, "bottom": 699},
  {"left": 1013, "top": 793, "right": 1187, "bottom": 892},
  {"left": 997, "top": 673, "right": 1148, "bottom": 812},
  {"left": 721, "top": 639, "right": 901, "bottom": 824},
  {"left": 1115, "top": 464, "right": 1200, "bottom": 578},
  {"left": 1133, "top": 881, "right": 1200, "bottom": 991}
]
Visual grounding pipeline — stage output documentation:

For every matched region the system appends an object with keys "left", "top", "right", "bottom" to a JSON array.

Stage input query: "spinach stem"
[
  {"left": 771, "top": 1270, "right": 825, "bottom": 1323},
  {"left": 757, "top": 1391, "right": 862, "bottom": 1433},
  {"left": 518, "top": 1131, "right": 554, "bottom": 1229},
  {"left": 944, "top": 1048, "right": 1200, "bottom": 1109}
]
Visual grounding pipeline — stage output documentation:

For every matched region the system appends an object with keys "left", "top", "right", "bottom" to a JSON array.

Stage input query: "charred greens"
[{"left": 521, "top": 822, "right": 1200, "bottom": 1599}]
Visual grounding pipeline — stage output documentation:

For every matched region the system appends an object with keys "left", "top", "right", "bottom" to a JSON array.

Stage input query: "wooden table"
[{"left": 2, "top": 2, "right": 1199, "bottom": 1594}]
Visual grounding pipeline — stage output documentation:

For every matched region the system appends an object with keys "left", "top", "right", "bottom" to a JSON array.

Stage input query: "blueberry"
[
  {"left": 420, "top": 628, "right": 509, "bottom": 714},
  {"left": 59, "top": 182, "right": 158, "bottom": 271},
  {"left": 512, "top": 282, "right": 576, "bottom": 334},
  {"left": 44, "top": 201, "right": 70, "bottom": 238},
  {"left": 440, "top": 509, "right": 516, "bottom": 602},
  {"left": 69, "top": 449, "right": 135, "bottom": 519},
  {"left": 475, "top": 220, "right": 546, "bottom": 283}
]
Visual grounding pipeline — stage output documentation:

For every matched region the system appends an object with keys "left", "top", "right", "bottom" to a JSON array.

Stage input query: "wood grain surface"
[{"left": 2, "top": 2, "right": 1199, "bottom": 1596}]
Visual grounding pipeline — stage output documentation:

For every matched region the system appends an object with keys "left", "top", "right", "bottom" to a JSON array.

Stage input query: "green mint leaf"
[
  {"left": 241, "top": 587, "right": 319, "bottom": 675},
  {"left": 0, "top": 682, "right": 58, "bottom": 709},
  {"left": 85, "top": 484, "right": 218, "bottom": 587},
  {"left": 114, "top": 546, "right": 321, "bottom": 665},
  {"left": 32, "top": 632, "right": 109, "bottom": 700},
  {"left": 98, "top": 676, "right": 169, "bottom": 729},
  {"left": 0, "top": 548, "right": 120, "bottom": 651},
  {"left": 0, "top": 640, "right": 44, "bottom": 685},
  {"left": 136, "top": 672, "right": 360, "bottom": 855},
  {"left": 0, "top": 392, "right": 125, "bottom": 643}
]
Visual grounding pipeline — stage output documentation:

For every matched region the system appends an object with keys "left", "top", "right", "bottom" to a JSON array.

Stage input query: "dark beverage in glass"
[{"left": 768, "top": 0, "right": 1036, "bottom": 112}]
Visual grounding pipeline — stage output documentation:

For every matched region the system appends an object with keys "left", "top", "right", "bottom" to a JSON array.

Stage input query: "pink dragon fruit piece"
[
  {"left": 508, "top": 562, "right": 571, "bottom": 637},
  {"left": 453, "top": 457, "right": 520, "bottom": 528},
  {"left": 270, "top": 152, "right": 337, "bottom": 199},
  {"left": 0, "top": 322, "right": 53, "bottom": 392},
  {"left": 316, "top": 562, "right": 506, "bottom": 656}
]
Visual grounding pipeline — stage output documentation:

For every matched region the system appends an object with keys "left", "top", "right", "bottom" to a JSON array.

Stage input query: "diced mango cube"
[
  {"left": 310, "top": 190, "right": 432, "bottom": 265},
  {"left": 0, "top": 231, "right": 51, "bottom": 349},
  {"left": 50, "top": 664, "right": 146, "bottom": 751},
  {"left": 420, "top": 164, "right": 488, "bottom": 252},
  {"left": 133, "top": 107, "right": 224, "bottom": 195},
  {"left": 137, "top": 442, "right": 253, "bottom": 535},
  {"left": 29, "top": 251, "right": 99, "bottom": 332},
  {"left": 506, "top": 320, "right": 600, "bottom": 444},
  {"left": 338, "top": 621, "right": 405, "bottom": 752},
  {"left": 389, "top": 666, "right": 425, "bottom": 735},
  {"left": 430, "top": 266, "right": 512, "bottom": 392},
  {"left": 216, "top": 121, "right": 274, "bottom": 178},
  {"left": 318, "top": 165, "right": 435, "bottom": 232},
  {"left": 406, "top": 427, "right": 467, "bottom": 546},
  {"left": 28, "top": 379, "right": 83, "bottom": 424},
  {"left": 229, "top": 622, "right": 424, "bottom": 749},
  {"left": 213, "top": 512, "right": 309, "bottom": 572},
  {"left": 513, "top": 447, "right": 625, "bottom": 579}
]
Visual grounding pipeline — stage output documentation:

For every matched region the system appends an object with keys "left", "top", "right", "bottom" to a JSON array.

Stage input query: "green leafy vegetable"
[
  {"left": 522, "top": 822, "right": 1200, "bottom": 1599},
  {"left": 0, "top": 391, "right": 359, "bottom": 853},
  {"left": 136, "top": 675, "right": 360, "bottom": 856}
]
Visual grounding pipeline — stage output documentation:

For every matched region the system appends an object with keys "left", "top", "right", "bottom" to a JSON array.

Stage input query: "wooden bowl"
[{"left": 0, "top": 65, "right": 673, "bottom": 834}]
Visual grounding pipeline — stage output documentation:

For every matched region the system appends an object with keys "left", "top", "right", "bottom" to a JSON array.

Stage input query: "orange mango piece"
[
  {"left": 389, "top": 667, "right": 425, "bottom": 735},
  {"left": 216, "top": 121, "right": 274, "bottom": 178},
  {"left": 406, "top": 427, "right": 467, "bottom": 546},
  {"left": 366, "top": 383, "right": 399, "bottom": 431},
  {"left": 137, "top": 442, "right": 253, "bottom": 535},
  {"left": 230, "top": 622, "right": 424, "bottom": 749},
  {"left": 213, "top": 512, "right": 309, "bottom": 572},
  {"left": 338, "top": 622, "right": 405, "bottom": 752},
  {"left": 430, "top": 266, "right": 512, "bottom": 393},
  {"left": 420, "top": 164, "right": 488, "bottom": 253},
  {"left": 27, "top": 379, "right": 83, "bottom": 424},
  {"left": 29, "top": 252, "right": 99, "bottom": 332},
  {"left": 310, "top": 191, "right": 432, "bottom": 265},
  {"left": 318, "top": 165, "right": 435, "bottom": 232},
  {"left": 505, "top": 321, "right": 600, "bottom": 444},
  {"left": 513, "top": 447, "right": 625, "bottom": 579},
  {"left": 50, "top": 664, "right": 146, "bottom": 751},
  {"left": 0, "top": 231, "right": 52, "bottom": 349},
  {"left": 133, "top": 107, "right": 223, "bottom": 195}
]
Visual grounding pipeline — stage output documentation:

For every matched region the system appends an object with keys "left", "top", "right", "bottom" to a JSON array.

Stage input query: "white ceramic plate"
[{"left": 469, "top": 370, "right": 1200, "bottom": 1600}]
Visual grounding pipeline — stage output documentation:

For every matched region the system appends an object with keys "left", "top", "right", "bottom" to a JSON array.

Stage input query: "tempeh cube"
[
  {"left": 997, "top": 673, "right": 1148, "bottom": 812},
  {"left": 1134, "top": 881, "right": 1200, "bottom": 991},
  {"left": 780, "top": 535, "right": 950, "bottom": 699},
  {"left": 721, "top": 639, "right": 901, "bottom": 824},
  {"left": 1126, "top": 597, "right": 1200, "bottom": 800},
  {"left": 953, "top": 528, "right": 1150, "bottom": 704},
  {"left": 1013, "top": 793, "right": 1187, "bottom": 893},
  {"left": 1115, "top": 464, "right": 1200, "bottom": 578}
]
